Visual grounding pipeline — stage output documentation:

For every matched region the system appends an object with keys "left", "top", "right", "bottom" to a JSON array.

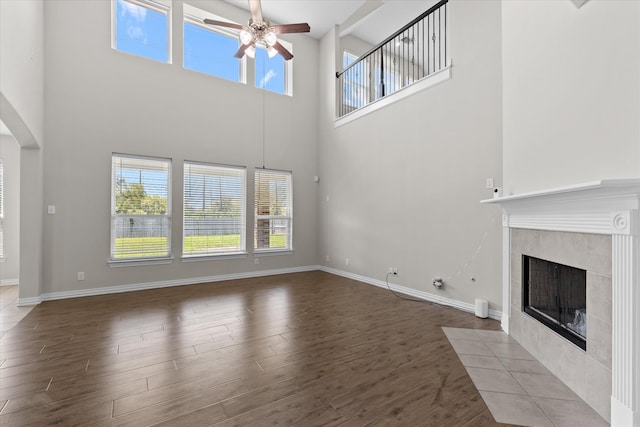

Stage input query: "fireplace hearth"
[{"left": 522, "top": 255, "right": 586, "bottom": 350}]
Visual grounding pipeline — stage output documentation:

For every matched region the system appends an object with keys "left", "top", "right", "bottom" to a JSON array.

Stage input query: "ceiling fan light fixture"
[
  {"left": 203, "top": 0, "right": 308, "bottom": 61},
  {"left": 264, "top": 30, "right": 277, "bottom": 47},
  {"left": 245, "top": 44, "right": 256, "bottom": 58},
  {"left": 239, "top": 28, "right": 254, "bottom": 45}
]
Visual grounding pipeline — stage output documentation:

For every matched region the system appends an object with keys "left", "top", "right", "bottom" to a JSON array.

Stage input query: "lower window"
[
  {"left": 254, "top": 169, "right": 292, "bottom": 252},
  {"left": 111, "top": 154, "right": 172, "bottom": 260},
  {"left": 183, "top": 162, "right": 246, "bottom": 257}
]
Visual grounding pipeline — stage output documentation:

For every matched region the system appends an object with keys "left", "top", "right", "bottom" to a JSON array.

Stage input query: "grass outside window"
[{"left": 113, "top": 234, "right": 286, "bottom": 258}]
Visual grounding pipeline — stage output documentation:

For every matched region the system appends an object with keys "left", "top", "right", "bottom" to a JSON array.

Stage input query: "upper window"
[
  {"left": 255, "top": 43, "right": 290, "bottom": 95},
  {"left": 183, "top": 162, "right": 246, "bottom": 257},
  {"left": 254, "top": 169, "right": 292, "bottom": 252},
  {"left": 183, "top": 9, "right": 245, "bottom": 83},
  {"left": 342, "top": 51, "right": 368, "bottom": 109},
  {"left": 374, "top": 67, "right": 400, "bottom": 100},
  {"left": 113, "top": 0, "right": 170, "bottom": 63},
  {"left": 111, "top": 154, "right": 171, "bottom": 261}
]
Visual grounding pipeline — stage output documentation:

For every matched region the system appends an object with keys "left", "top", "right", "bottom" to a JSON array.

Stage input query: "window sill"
[
  {"left": 108, "top": 257, "right": 174, "bottom": 268},
  {"left": 181, "top": 252, "right": 248, "bottom": 263},
  {"left": 254, "top": 249, "right": 294, "bottom": 258}
]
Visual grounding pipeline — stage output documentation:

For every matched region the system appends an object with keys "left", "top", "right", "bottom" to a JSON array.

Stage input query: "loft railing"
[{"left": 336, "top": 0, "right": 448, "bottom": 118}]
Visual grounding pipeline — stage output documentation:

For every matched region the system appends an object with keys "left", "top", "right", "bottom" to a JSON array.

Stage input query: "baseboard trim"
[
  {"left": 17, "top": 265, "right": 322, "bottom": 306},
  {"left": 319, "top": 266, "right": 502, "bottom": 321},
  {"left": 16, "top": 266, "right": 502, "bottom": 321},
  {"left": 0, "top": 279, "right": 19, "bottom": 286}
]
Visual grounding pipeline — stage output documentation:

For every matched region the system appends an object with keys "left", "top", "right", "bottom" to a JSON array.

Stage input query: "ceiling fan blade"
[
  {"left": 203, "top": 19, "right": 243, "bottom": 30},
  {"left": 273, "top": 23, "right": 310, "bottom": 34},
  {"left": 272, "top": 41, "right": 293, "bottom": 60},
  {"left": 248, "top": 0, "right": 264, "bottom": 23},
  {"left": 234, "top": 44, "right": 249, "bottom": 59}
]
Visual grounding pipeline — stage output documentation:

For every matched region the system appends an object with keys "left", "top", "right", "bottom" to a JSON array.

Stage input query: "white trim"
[
  {"left": 483, "top": 179, "right": 640, "bottom": 205},
  {"left": 14, "top": 266, "right": 503, "bottom": 325},
  {"left": 254, "top": 250, "right": 294, "bottom": 258},
  {"left": 0, "top": 279, "right": 19, "bottom": 286},
  {"left": 181, "top": 253, "right": 248, "bottom": 262},
  {"left": 17, "top": 265, "right": 321, "bottom": 306},
  {"left": 318, "top": 266, "right": 502, "bottom": 321},
  {"left": 108, "top": 257, "right": 174, "bottom": 267},
  {"left": 17, "top": 296, "right": 41, "bottom": 306},
  {"left": 501, "top": 216, "right": 511, "bottom": 333},
  {"left": 335, "top": 65, "right": 452, "bottom": 128}
]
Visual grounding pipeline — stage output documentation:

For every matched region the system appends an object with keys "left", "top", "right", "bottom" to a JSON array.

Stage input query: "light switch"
[
  {"left": 485, "top": 178, "right": 494, "bottom": 189},
  {"left": 48, "top": 205, "right": 56, "bottom": 215}
]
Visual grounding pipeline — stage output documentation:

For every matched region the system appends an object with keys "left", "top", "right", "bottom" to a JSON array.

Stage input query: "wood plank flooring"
[{"left": 0, "top": 271, "right": 514, "bottom": 426}]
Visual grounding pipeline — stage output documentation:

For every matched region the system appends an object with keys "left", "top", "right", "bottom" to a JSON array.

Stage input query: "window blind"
[
  {"left": 254, "top": 169, "right": 292, "bottom": 251},
  {"left": 111, "top": 154, "right": 171, "bottom": 260},
  {"left": 183, "top": 162, "right": 246, "bottom": 256}
]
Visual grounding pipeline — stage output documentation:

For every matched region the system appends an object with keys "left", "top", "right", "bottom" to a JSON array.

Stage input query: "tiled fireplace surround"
[
  {"left": 510, "top": 228, "right": 611, "bottom": 419},
  {"left": 484, "top": 180, "right": 640, "bottom": 426}
]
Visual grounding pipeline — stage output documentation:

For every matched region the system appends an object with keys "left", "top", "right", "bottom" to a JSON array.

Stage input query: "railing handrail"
[{"left": 336, "top": 0, "right": 448, "bottom": 78}]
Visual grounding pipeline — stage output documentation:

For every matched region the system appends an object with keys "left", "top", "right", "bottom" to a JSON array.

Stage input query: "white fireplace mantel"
[{"left": 482, "top": 179, "right": 640, "bottom": 427}]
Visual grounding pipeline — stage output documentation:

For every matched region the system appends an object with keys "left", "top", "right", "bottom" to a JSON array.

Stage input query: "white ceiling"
[{"left": 223, "top": 0, "right": 437, "bottom": 45}]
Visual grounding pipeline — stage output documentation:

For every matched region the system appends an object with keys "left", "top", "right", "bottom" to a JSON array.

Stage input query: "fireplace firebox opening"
[{"left": 522, "top": 255, "right": 587, "bottom": 350}]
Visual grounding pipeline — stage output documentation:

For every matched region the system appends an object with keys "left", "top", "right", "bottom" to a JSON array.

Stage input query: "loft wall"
[
  {"left": 502, "top": 0, "right": 640, "bottom": 195},
  {"left": 42, "top": 0, "right": 319, "bottom": 295},
  {"left": 318, "top": 1, "right": 504, "bottom": 311}
]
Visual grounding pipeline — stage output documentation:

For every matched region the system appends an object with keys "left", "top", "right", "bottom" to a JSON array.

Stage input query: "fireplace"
[
  {"left": 522, "top": 255, "right": 586, "bottom": 350},
  {"left": 482, "top": 179, "right": 640, "bottom": 424}
]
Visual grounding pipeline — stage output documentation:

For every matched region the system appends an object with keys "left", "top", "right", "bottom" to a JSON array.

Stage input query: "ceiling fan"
[{"left": 203, "top": 0, "right": 310, "bottom": 61}]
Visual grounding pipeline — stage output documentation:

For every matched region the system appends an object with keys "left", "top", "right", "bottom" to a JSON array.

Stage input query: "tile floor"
[
  {"left": 443, "top": 327, "right": 609, "bottom": 427},
  {"left": 0, "top": 285, "right": 34, "bottom": 338}
]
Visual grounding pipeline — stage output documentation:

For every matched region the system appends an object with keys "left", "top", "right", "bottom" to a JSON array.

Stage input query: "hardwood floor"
[{"left": 0, "top": 271, "right": 513, "bottom": 426}]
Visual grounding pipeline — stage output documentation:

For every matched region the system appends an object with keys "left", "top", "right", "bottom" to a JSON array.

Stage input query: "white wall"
[
  {"left": 42, "top": 0, "right": 318, "bottom": 295},
  {"left": 0, "top": 0, "right": 45, "bottom": 302},
  {"left": 503, "top": 0, "right": 640, "bottom": 195},
  {"left": 0, "top": 136, "right": 20, "bottom": 285},
  {"left": 0, "top": 0, "right": 44, "bottom": 147},
  {"left": 318, "top": 1, "right": 504, "bottom": 311}
]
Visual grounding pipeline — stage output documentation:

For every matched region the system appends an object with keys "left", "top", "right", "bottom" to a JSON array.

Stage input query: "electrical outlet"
[
  {"left": 388, "top": 267, "right": 398, "bottom": 275},
  {"left": 345, "top": 258, "right": 350, "bottom": 266},
  {"left": 325, "top": 255, "right": 330, "bottom": 262},
  {"left": 254, "top": 258, "right": 259, "bottom": 265},
  {"left": 77, "top": 272, "right": 85, "bottom": 281}
]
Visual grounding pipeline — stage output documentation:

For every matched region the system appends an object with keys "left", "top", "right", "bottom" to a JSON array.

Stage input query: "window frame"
[
  {"left": 111, "top": 0, "right": 172, "bottom": 64},
  {"left": 109, "top": 153, "right": 172, "bottom": 266},
  {"left": 254, "top": 168, "right": 293, "bottom": 254},
  {"left": 182, "top": 161, "right": 247, "bottom": 260}
]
